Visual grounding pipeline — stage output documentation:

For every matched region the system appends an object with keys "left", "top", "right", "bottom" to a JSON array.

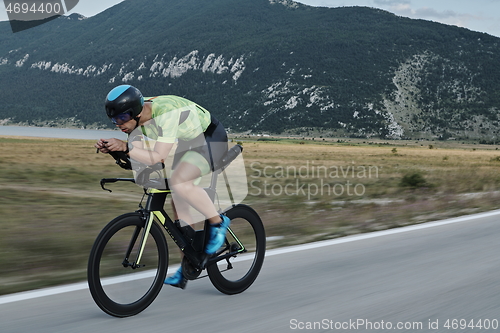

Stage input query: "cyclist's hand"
[
  {"left": 103, "top": 138, "right": 127, "bottom": 152},
  {"left": 95, "top": 139, "right": 111, "bottom": 153}
]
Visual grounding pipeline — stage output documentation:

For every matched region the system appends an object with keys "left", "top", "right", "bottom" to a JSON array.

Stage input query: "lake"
[{"left": 0, "top": 126, "right": 127, "bottom": 140}]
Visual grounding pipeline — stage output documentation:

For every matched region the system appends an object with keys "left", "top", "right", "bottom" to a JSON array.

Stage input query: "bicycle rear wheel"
[
  {"left": 207, "top": 205, "right": 265, "bottom": 295},
  {"left": 87, "top": 213, "right": 168, "bottom": 317}
]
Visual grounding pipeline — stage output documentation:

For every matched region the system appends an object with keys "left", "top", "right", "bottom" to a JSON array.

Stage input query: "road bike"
[{"left": 87, "top": 145, "right": 266, "bottom": 317}]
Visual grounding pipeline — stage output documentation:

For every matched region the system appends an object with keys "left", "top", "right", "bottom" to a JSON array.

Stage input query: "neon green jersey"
[{"left": 141, "top": 95, "right": 211, "bottom": 143}]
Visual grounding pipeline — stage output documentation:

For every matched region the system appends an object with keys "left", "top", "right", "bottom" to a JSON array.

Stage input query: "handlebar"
[
  {"left": 100, "top": 177, "right": 136, "bottom": 192},
  {"left": 108, "top": 151, "right": 132, "bottom": 170},
  {"left": 100, "top": 162, "right": 167, "bottom": 192}
]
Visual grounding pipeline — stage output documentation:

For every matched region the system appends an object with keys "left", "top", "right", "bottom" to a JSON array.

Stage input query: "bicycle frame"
[
  {"left": 101, "top": 144, "right": 247, "bottom": 274},
  {"left": 143, "top": 189, "right": 208, "bottom": 270},
  {"left": 102, "top": 175, "right": 247, "bottom": 275},
  {"left": 89, "top": 144, "right": 265, "bottom": 317}
]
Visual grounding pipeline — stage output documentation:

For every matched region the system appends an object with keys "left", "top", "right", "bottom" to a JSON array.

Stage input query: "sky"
[{"left": 1, "top": 0, "right": 500, "bottom": 38}]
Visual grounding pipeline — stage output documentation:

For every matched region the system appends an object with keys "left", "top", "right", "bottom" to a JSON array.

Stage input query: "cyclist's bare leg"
[
  {"left": 165, "top": 190, "right": 196, "bottom": 288},
  {"left": 169, "top": 161, "right": 222, "bottom": 225},
  {"left": 171, "top": 194, "right": 193, "bottom": 225},
  {"left": 170, "top": 197, "right": 191, "bottom": 262},
  {"left": 166, "top": 162, "right": 222, "bottom": 287}
]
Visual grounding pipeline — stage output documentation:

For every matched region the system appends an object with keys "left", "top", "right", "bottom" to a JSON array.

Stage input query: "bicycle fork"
[{"left": 121, "top": 211, "right": 154, "bottom": 269}]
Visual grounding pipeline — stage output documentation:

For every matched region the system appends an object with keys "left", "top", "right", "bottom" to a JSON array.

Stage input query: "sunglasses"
[{"left": 111, "top": 112, "right": 133, "bottom": 125}]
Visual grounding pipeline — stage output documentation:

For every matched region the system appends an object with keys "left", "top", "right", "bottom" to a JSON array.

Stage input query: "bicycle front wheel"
[
  {"left": 87, "top": 213, "right": 168, "bottom": 317},
  {"left": 207, "top": 205, "right": 266, "bottom": 295}
]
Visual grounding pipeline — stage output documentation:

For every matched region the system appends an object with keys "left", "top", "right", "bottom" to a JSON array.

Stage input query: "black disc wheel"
[
  {"left": 87, "top": 213, "right": 168, "bottom": 317},
  {"left": 207, "top": 205, "right": 265, "bottom": 295}
]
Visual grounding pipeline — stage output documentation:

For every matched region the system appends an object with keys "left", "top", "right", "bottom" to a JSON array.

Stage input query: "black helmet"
[{"left": 105, "top": 85, "right": 144, "bottom": 123}]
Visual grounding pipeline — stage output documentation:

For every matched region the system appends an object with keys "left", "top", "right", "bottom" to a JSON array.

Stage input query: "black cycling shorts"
[{"left": 172, "top": 115, "right": 228, "bottom": 174}]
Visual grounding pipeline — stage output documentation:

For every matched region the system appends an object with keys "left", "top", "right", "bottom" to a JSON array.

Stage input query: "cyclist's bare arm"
[
  {"left": 129, "top": 141, "right": 173, "bottom": 165},
  {"left": 96, "top": 137, "right": 173, "bottom": 165},
  {"left": 95, "top": 138, "right": 124, "bottom": 153}
]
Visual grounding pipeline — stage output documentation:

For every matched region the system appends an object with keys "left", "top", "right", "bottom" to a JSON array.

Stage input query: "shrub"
[{"left": 400, "top": 172, "right": 428, "bottom": 188}]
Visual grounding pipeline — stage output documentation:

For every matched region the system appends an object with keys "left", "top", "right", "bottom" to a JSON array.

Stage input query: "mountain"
[{"left": 1, "top": 0, "right": 500, "bottom": 140}]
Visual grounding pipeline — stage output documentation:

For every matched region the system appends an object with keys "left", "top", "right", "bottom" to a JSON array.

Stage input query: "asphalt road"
[{"left": 2, "top": 210, "right": 500, "bottom": 332}]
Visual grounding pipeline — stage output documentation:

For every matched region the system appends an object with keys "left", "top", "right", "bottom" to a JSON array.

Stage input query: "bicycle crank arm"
[{"left": 205, "top": 250, "right": 245, "bottom": 266}]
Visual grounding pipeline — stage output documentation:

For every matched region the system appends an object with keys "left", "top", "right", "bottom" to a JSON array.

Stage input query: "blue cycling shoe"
[
  {"left": 205, "top": 215, "right": 231, "bottom": 255},
  {"left": 164, "top": 267, "right": 187, "bottom": 289}
]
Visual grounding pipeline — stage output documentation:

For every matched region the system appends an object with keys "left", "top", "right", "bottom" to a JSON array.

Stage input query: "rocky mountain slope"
[{"left": 0, "top": 0, "right": 499, "bottom": 139}]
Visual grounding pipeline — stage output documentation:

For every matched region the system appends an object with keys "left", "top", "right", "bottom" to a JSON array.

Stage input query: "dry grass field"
[
  {"left": 1, "top": 135, "right": 500, "bottom": 294},
  {"left": 241, "top": 138, "right": 500, "bottom": 243}
]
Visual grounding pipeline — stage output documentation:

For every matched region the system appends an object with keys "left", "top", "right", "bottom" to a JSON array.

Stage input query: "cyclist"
[{"left": 95, "top": 84, "right": 230, "bottom": 289}]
